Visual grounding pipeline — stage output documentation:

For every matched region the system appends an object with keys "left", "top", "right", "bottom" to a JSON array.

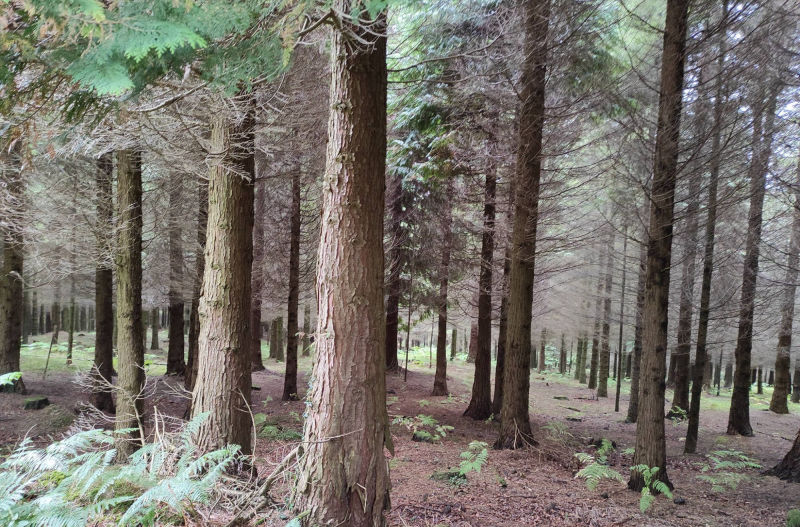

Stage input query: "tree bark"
[
  {"left": 464, "top": 171, "right": 495, "bottom": 413},
  {"left": 167, "top": 173, "right": 185, "bottom": 375},
  {"left": 598, "top": 232, "right": 615, "bottom": 397},
  {"left": 589, "top": 245, "right": 607, "bottom": 390},
  {"left": 432, "top": 179, "right": 454, "bottom": 397},
  {"left": 770, "top": 155, "right": 800, "bottom": 414},
  {"left": 629, "top": 0, "right": 688, "bottom": 492},
  {"left": 559, "top": 333, "right": 566, "bottom": 374},
  {"left": 385, "top": 169, "right": 404, "bottom": 372},
  {"left": 92, "top": 153, "right": 115, "bottom": 413},
  {"left": 727, "top": 82, "right": 780, "bottom": 436},
  {"left": 302, "top": 304, "right": 311, "bottom": 357},
  {"left": 294, "top": 7, "right": 391, "bottom": 523},
  {"left": 190, "top": 109, "right": 255, "bottom": 456},
  {"left": 492, "top": 244, "right": 511, "bottom": 415},
  {"left": 768, "top": 429, "right": 800, "bottom": 482},
  {"left": 283, "top": 169, "right": 301, "bottom": 401},
  {"left": 669, "top": 174, "right": 700, "bottom": 417},
  {"left": 185, "top": 176, "right": 208, "bottom": 392},
  {"left": 150, "top": 308, "right": 159, "bottom": 350},
  {"left": 251, "top": 175, "right": 266, "bottom": 372},
  {"left": 495, "top": 0, "right": 550, "bottom": 450},
  {"left": 0, "top": 132, "right": 24, "bottom": 375},
  {"left": 114, "top": 149, "right": 145, "bottom": 460}
]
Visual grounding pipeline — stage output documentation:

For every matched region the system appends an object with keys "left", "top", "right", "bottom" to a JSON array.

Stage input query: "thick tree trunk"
[
  {"left": 251, "top": 175, "right": 266, "bottom": 372},
  {"left": 598, "top": 232, "right": 615, "bottom": 398},
  {"left": 728, "top": 82, "right": 780, "bottom": 436},
  {"left": 385, "top": 170, "right": 404, "bottom": 372},
  {"left": 464, "top": 172, "right": 495, "bottom": 413},
  {"left": 92, "top": 153, "right": 115, "bottom": 413},
  {"left": 114, "top": 149, "right": 145, "bottom": 460},
  {"left": 166, "top": 174, "right": 185, "bottom": 376},
  {"left": 669, "top": 175, "right": 700, "bottom": 417},
  {"left": 190, "top": 110, "right": 254, "bottom": 456},
  {"left": 0, "top": 133, "right": 24, "bottom": 375},
  {"left": 294, "top": 8, "right": 391, "bottom": 523},
  {"left": 495, "top": 0, "right": 550, "bottom": 450},
  {"left": 283, "top": 170, "right": 301, "bottom": 401},
  {"left": 768, "top": 428, "right": 800, "bottom": 482},
  {"left": 432, "top": 180, "right": 454, "bottom": 397},
  {"left": 185, "top": 177, "right": 208, "bottom": 392},
  {"left": 770, "top": 156, "right": 800, "bottom": 414},
  {"left": 629, "top": 0, "right": 688, "bottom": 492}
]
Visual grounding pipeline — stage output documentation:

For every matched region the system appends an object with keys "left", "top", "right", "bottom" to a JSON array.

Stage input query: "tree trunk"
[
  {"left": 669, "top": 174, "right": 700, "bottom": 417},
  {"left": 539, "top": 328, "right": 547, "bottom": 372},
  {"left": 190, "top": 109, "right": 254, "bottom": 456},
  {"left": 66, "top": 286, "right": 75, "bottom": 365},
  {"left": 251, "top": 174, "right": 266, "bottom": 372},
  {"left": 150, "top": 308, "right": 159, "bottom": 350},
  {"left": 768, "top": 429, "right": 800, "bottom": 482},
  {"left": 166, "top": 173, "right": 185, "bottom": 376},
  {"left": 629, "top": 0, "right": 688, "bottom": 492},
  {"left": 272, "top": 316, "right": 284, "bottom": 361},
  {"left": 92, "top": 153, "right": 115, "bottom": 413},
  {"left": 685, "top": 10, "right": 727, "bottom": 452},
  {"left": 728, "top": 82, "right": 780, "bottom": 436},
  {"left": 464, "top": 171, "right": 495, "bottom": 414},
  {"left": 0, "top": 132, "right": 24, "bottom": 375},
  {"left": 770, "top": 155, "right": 800, "bottom": 413},
  {"left": 495, "top": 0, "right": 550, "bottom": 450},
  {"left": 559, "top": 333, "right": 566, "bottom": 374},
  {"left": 31, "top": 291, "right": 38, "bottom": 335},
  {"left": 385, "top": 169, "right": 404, "bottom": 372},
  {"left": 185, "top": 176, "right": 208, "bottom": 392},
  {"left": 22, "top": 281, "right": 30, "bottom": 345},
  {"left": 114, "top": 149, "right": 145, "bottom": 460},
  {"left": 283, "top": 169, "right": 301, "bottom": 401},
  {"left": 467, "top": 321, "right": 478, "bottom": 363},
  {"left": 432, "top": 179, "right": 454, "bottom": 397},
  {"left": 589, "top": 245, "right": 607, "bottom": 390},
  {"left": 302, "top": 304, "right": 311, "bottom": 357},
  {"left": 598, "top": 232, "right": 615, "bottom": 398},
  {"left": 294, "top": 7, "right": 390, "bottom": 523}
]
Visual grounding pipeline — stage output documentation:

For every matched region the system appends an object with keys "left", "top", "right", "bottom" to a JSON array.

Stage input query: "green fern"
[
  {"left": 631, "top": 464, "right": 672, "bottom": 512},
  {"left": 459, "top": 441, "right": 489, "bottom": 476},
  {"left": 696, "top": 450, "right": 760, "bottom": 492},
  {"left": 574, "top": 439, "right": 624, "bottom": 491}
]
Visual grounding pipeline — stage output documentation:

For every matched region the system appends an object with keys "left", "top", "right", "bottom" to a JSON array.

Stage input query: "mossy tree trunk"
[{"left": 114, "top": 149, "right": 145, "bottom": 460}]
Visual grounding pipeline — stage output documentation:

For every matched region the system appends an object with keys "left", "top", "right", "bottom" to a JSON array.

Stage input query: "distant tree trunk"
[
  {"left": 574, "top": 337, "right": 583, "bottom": 380},
  {"left": 464, "top": 171, "right": 495, "bottom": 414},
  {"left": 770, "top": 156, "right": 800, "bottom": 413},
  {"left": 450, "top": 328, "right": 457, "bottom": 360},
  {"left": 580, "top": 337, "right": 589, "bottom": 384},
  {"left": 598, "top": 232, "right": 615, "bottom": 398},
  {"left": 150, "top": 308, "right": 159, "bottom": 350},
  {"left": 559, "top": 334, "right": 566, "bottom": 374},
  {"left": 191, "top": 110, "right": 254, "bottom": 456},
  {"left": 114, "top": 149, "right": 145, "bottom": 460},
  {"left": 495, "top": 0, "right": 550, "bottom": 450},
  {"left": 669, "top": 174, "right": 700, "bottom": 417},
  {"left": 0, "top": 132, "right": 24, "bottom": 375},
  {"left": 385, "top": 170, "right": 404, "bottom": 372},
  {"left": 467, "top": 321, "right": 478, "bottom": 363},
  {"left": 728, "top": 82, "right": 780, "bottom": 437},
  {"left": 22, "top": 281, "right": 30, "bottom": 345},
  {"left": 272, "top": 317, "right": 284, "bottom": 361},
  {"left": 92, "top": 153, "right": 115, "bottom": 413},
  {"left": 66, "top": 285, "right": 75, "bottom": 365},
  {"left": 251, "top": 176, "right": 266, "bottom": 372},
  {"left": 629, "top": 0, "right": 688, "bottom": 492},
  {"left": 589, "top": 246, "right": 607, "bottom": 390},
  {"left": 185, "top": 176, "right": 208, "bottom": 392},
  {"left": 685, "top": 11, "right": 726, "bottom": 452},
  {"left": 283, "top": 170, "right": 302, "bottom": 401},
  {"left": 294, "top": 7, "right": 391, "bottom": 522},
  {"left": 302, "top": 304, "right": 311, "bottom": 357},
  {"left": 538, "top": 328, "right": 547, "bottom": 372},
  {"left": 166, "top": 174, "right": 185, "bottom": 376},
  {"left": 432, "top": 179, "right": 454, "bottom": 397},
  {"left": 32, "top": 291, "right": 39, "bottom": 336}
]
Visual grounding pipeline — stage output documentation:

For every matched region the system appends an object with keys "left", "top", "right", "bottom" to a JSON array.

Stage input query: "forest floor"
[{"left": 2, "top": 331, "right": 800, "bottom": 526}]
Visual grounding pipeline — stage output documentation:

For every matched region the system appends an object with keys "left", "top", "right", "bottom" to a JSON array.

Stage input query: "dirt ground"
[{"left": 3, "top": 336, "right": 800, "bottom": 526}]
